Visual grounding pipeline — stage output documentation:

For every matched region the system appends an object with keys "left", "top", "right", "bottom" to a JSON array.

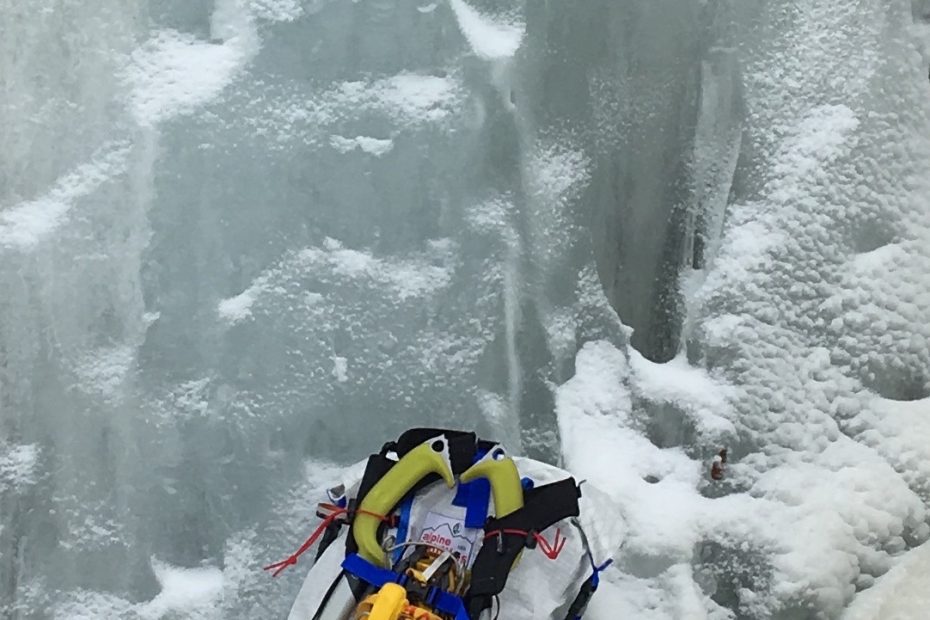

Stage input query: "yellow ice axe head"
[
  {"left": 460, "top": 444, "right": 524, "bottom": 518},
  {"left": 365, "top": 583, "right": 407, "bottom": 620},
  {"left": 354, "top": 435, "right": 456, "bottom": 566}
]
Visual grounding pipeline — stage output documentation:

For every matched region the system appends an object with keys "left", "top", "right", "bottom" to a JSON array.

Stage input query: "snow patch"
[
  {"left": 300, "top": 238, "right": 453, "bottom": 300},
  {"left": 465, "top": 198, "right": 511, "bottom": 235},
  {"left": 449, "top": 0, "right": 524, "bottom": 60},
  {"left": 333, "top": 73, "right": 463, "bottom": 124},
  {"left": 139, "top": 559, "right": 224, "bottom": 619},
  {"left": 122, "top": 21, "right": 256, "bottom": 126},
  {"left": 590, "top": 564, "right": 732, "bottom": 620},
  {"left": 218, "top": 267, "right": 278, "bottom": 325},
  {"left": 218, "top": 286, "right": 262, "bottom": 324},
  {"left": 331, "top": 356, "right": 348, "bottom": 382},
  {"left": 375, "top": 73, "right": 461, "bottom": 122},
  {"left": 0, "top": 142, "right": 131, "bottom": 250},
  {"left": 527, "top": 143, "right": 589, "bottom": 200},
  {"left": 0, "top": 443, "right": 39, "bottom": 491},
  {"left": 629, "top": 350, "right": 737, "bottom": 438},
  {"left": 849, "top": 242, "right": 906, "bottom": 274},
  {"left": 53, "top": 559, "right": 223, "bottom": 619},
  {"left": 171, "top": 378, "right": 213, "bottom": 418},
  {"left": 329, "top": 135, "right": 395, "bottom": 156},
  {"left": 73, "top": 346, "right": 135, "bottom": 398},
  {"left": 219, "top": 239, "right": 451, "bottom": 327}
]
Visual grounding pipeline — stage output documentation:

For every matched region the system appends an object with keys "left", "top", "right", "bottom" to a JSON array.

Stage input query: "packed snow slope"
[{"left": 1, "top": 0, "right": 929, "bottom": 618}]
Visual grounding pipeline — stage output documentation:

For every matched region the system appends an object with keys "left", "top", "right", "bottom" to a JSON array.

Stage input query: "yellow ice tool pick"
[
  {"left": 365, "top": 583, "right": 406, "bottom": 620},
  {"left": 354, "top": 435, "right": 456, "bottom": 566},
  {"left": 355, "top": 583, "right": 443, "bottom": 620},
  {"left": 460, "top": 444, "right": 524, "bottom": 518}
]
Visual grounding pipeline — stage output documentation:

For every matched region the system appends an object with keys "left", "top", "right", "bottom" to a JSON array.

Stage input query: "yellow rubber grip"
[{"left": 354, "top": 436, "right": 455, "bottom": 566}]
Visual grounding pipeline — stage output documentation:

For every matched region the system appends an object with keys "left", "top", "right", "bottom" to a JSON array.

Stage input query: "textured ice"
[
  {"left": 524, "top": 142, "right": 590, "bottom": 272},
  {"left": 589, "top": 565, "right": 732, "bottom": 620},
  {"left": 846, "top": 396, "right": 930, "bottom": 503},
  {"left": 770, "top": 104, "right": 860, "bottom": 185},
  {"left": 557, "top": 328, "right": 927, "bottom": 616},
  {"left": 557, "top": 341, "right": 768, "bottom": 617},
  {"left": 218, "top": 238, "right": 453, "bottom": 324},
  {"left": 558, "top": 342, "right": 699, "bottom": 553},
  {"left": 54, "top": 559, "right": 223, "bottom": 620},
  {"left": 169, "top": 378, "right": 213, "bottom": 419},
  {"left": 843, "top": 539, "right": 930, "bottom": 620},
  {"left": 526, "top": 143, "right": 590, "bottom": 201},
  {"left": 141, "top": 560, "right": 224, "bottom": 619},
  {"left": 249, "top": 0, "right": 304, "bottom": 22},
  {"left": 464, "top": 198, "right": 516, "bottom": 241},
  {"left": 682, "top": 0, "right": 930, "bottom": 614}
]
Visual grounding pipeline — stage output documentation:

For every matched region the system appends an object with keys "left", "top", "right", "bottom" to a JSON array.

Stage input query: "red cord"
[
  {"left": 267, "top": 511, "right": 566, "bottom": 578},
  {"left": 263, "top": 507, "right": 393, "bottom": 577},
  {"left": 483, "top": 527, "right": 567, "bottom": 560}
]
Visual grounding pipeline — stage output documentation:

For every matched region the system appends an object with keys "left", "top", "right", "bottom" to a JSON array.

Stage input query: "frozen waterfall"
[{"left": 1, "top": 0, "right": 929, "bottom": 618}]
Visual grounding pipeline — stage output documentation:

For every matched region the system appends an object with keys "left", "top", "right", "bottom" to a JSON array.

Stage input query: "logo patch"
[{"left": 417, "top": 511, "right": 478, "bottom": 568}]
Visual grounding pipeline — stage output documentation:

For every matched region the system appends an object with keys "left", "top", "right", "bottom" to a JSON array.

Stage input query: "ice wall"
[
  {"left": 1, "top": 0, "right": 621, "bottom": 615},
  {"left": 559, "top": 1, "right": 930, "bottom": 618}
]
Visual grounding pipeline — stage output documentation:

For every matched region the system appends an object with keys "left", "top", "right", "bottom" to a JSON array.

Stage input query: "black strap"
[
  {"left": 311, "top": 572, "right": 361, "bottom": 620},
  {"left": 563, "top": 574, "right": 598, "bottom": 620},
  {"left": 466, "top": 477, "right": 581, "bottom": 615},
  {"left": 314, "top": 518, "right": 344, "bottom": 562}
]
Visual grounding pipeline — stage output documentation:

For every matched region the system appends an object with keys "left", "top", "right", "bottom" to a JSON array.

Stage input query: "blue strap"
[
  {"left": 391, "top": 494, "right": 415, "bottom": 565},
  {"left": 341, "top": 553, "right": 400, "bottom": 588},
  {"left": 452, "top": 449, "right": 491, "bottom": 528},
  {"left": 432, "top": 589, "right": 471, "bottom": 620},
  {"left": 341, "top": 554, "right": 471, "bottom": 620},
  {"left": 589, "top": 558, "right": 612, "bottom": 589},
  {"left": 462, "top": 478, "right": 491, "bottom": 528},
  {"left": 569, "top": 555, "right": 613, "bottom": 620}
]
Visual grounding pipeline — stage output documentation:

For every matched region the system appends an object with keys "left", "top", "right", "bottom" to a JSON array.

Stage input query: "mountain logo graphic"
[{"left": 419, "top": 511, "right": 479, "bottom": 567}]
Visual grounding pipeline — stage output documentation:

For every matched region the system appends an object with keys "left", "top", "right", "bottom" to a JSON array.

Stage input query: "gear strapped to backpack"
[{"left": 273, "top": 428, "right": 620, "bottom": 620}]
